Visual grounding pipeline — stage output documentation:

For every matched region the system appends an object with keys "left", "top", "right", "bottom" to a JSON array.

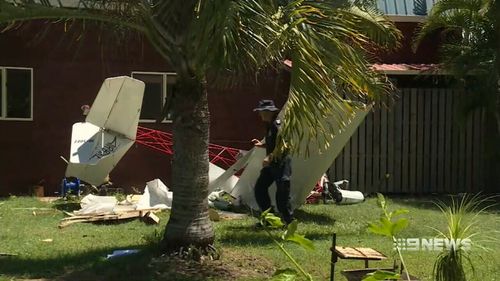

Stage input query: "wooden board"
[
  {"left": 393, "top": 92, "right": 403, "bottom": 192},
  {"left": 437, "top": 89, "right": 446, "bottom": 193},
  {"left": 387, "top": 100, "right": 395, "bottom": 192},
  {"left": 366, "top": 111, "right": 373, "bottom": 191},
  {"left": 416, "top": 89, "right": 425, "bottom": 193},
  {"left": 333, "top": 246, "right": 387, "bottom": 260},
  {"left": 350, "top": 129, "right": 359, "bottom": 189},
  {"left": 380, "top": 107, "right": 388, "bottom": 193},
  {"left": 372, "top": 108, "right": 381, "bottom": 192},
  {"left": 358, "top": 119, "right": 366, "bottom": 190},
  {"left": 409, "top": 89, "right": 418, "bottom": 193}
]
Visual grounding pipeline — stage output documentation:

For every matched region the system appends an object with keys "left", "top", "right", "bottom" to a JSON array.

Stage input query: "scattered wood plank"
[
  {"left": 13, "top": 207, "right": 53, "bottom": 210},
  {"left": 218, "top": 211, "right": 247, "bottom": 220},
  {"left": 37, "top": 197, "right": 60, "bottom": 203},
  {"left": 59, "top": 208, "right": 163, "bottom": 228},
  {"left": 142, "top": 212, "right": 160, "bottom": 224}
]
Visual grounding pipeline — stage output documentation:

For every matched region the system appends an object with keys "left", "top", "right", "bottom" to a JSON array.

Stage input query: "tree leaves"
[
  {"left": 261, "top": 212, "right": 316, "bottom": 251},
  {"left": 362, "top": 270, "right": 400, "bottom": 281},
  {"left": 261, "top": 208, "right": 285, "bottom": 228},
  {"left": 368, "top": 194, "right": 409, "bottom": 238},
  {"left": 282, "top": 220, "right": 315, "bottom": 251},
  {"left": 271, "top": 268, "right": 298, "bottom": 281},
  {"left": 366, "top": 193, "right": 412, "bottom": 280},
  {"left": 259, "top": 211, "right": 314, "bottom": 280}
]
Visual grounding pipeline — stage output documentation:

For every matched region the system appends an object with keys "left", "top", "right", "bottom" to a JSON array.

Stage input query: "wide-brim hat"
[{"left": 253, "top": 99, "right": 279, "bottom": 112}]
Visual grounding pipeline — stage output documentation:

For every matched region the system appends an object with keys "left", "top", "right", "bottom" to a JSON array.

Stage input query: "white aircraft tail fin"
[
  {"left": 65, "top": 76, "right": 145, "bottom": 186},
  {"left": 85, "top": 76, "right": 145, "bottom": 139}
]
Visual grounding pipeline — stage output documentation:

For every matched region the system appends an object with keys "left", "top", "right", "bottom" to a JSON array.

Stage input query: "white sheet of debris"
[{"left": 74, "top": 179, "right": 172, "bottom": 215}]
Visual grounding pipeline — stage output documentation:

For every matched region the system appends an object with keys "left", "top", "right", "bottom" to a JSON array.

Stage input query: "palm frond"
[
  {"left": 432, "top": 194, "right": 498, "bottom": 281},
  {"left": 271, "top": 0, "right": 399, "bottom": 154},
  {"left": 0, "top": 0, "right": 146, "bottom": 29},
  {"left": 413, "top": 0, "right": 491, "bottom": 51},
  {"left": 338, "top": 5, "right": 402, "bottom": 50},
  {"left": 188, "top": 0, "right": 277, "bottom": 83}
]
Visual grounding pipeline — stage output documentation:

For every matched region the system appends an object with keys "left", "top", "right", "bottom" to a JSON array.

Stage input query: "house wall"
[
  {"left": 0, "top": 22, "right": 290, "bottom": 196},
  {"left": 0, "top": 18, "right": 443, "bottom": 196}
]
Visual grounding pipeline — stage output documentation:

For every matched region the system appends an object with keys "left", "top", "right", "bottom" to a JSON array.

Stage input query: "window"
[
  {"left": 131, "top": 72, "right": 177, "bottom": 122},
  {"left": 0, "top": 67, "right": 33, "bottom": 120}
]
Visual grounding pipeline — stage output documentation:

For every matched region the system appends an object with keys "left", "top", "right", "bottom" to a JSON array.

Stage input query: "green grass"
[{"left": 0, "top": 196, "right": 499, "bottom": 280}]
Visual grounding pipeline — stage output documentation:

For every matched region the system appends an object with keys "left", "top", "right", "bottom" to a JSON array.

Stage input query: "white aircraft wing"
[{"left": 208, "top": 150, "right": 253, "bottom": 193}]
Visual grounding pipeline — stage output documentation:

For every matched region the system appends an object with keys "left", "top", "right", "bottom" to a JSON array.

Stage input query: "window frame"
[
  {"left": 0, "top": 66, "right": 34, "bottom": 121},
  {"left": 131, "top": 71, "right": 177, "bottom": 124}
]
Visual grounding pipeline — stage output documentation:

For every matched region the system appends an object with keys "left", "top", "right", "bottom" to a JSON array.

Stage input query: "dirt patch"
[{"left": 151, "top": 248, "right": 275, "bottom": 280}]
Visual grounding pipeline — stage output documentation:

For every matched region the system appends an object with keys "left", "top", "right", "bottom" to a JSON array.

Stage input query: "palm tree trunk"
[{"left": 162, "top": 75, "right": 214, "bottom": 251}]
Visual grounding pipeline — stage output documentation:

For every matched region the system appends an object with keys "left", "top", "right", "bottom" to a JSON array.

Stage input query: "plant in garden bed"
[
  {"left": 260, "top": 209, "right": 315, "bottom": 281},
  {"left": 432, "top": 194, "right": 498, "bottom": 281},
  {"left": 363, "top": 193, "right": 409, "bottom": 281}
]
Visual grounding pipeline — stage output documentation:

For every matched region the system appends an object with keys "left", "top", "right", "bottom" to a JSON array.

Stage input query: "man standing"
[{"left": 252, "top": 99, "right": 294, "bottom": 225}]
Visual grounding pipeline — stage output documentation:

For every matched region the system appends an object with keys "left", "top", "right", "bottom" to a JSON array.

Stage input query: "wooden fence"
[{"left": 328, "top": 87, "right": 486, "bottom": 194}]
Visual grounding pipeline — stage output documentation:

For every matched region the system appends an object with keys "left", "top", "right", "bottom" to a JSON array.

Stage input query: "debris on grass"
[
  {"left": 58, "top": 179, "right": 171, "bottom": 228},
  {"left": 106, "top": 249, "right": 140, "bottom": 259},
  {"left": 58, "top": 208, "right": 163, "bottom": 228},
  {"left": 143, "top": 211, "right": 160, "bottom": 224},
  {"left": 13, "top": 207, "right": 53, "bottom": 210}
]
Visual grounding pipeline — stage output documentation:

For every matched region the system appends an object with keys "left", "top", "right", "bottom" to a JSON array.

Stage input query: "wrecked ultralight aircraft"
[
  {"left": 65, "top": 76, "right": 369, "bottom": 210},
  {"left": 210, "top": 103, "right": 369, "bottom": 209},
  {"left": 65, "top": 76, "right": 145, "bottom": 186}
]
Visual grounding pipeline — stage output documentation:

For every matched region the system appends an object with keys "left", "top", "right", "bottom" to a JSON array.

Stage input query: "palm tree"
[
  {"left": 414, "top": 0, "right": 500, "bottom": 191},
  {"left": 0, "top": 0, "right": 400, "bottom": 251}
]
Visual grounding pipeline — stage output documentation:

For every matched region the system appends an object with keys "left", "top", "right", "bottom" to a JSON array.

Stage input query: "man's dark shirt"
[{"left": 265, "top": 118, "right": 280, "bottom": 155}]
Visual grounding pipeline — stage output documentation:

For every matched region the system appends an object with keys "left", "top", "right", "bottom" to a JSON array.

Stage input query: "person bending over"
[{"left": 252, "top": 99, "right": 294, "bottom": 225}]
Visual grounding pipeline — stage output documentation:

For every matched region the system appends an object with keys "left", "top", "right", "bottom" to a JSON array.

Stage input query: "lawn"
[{"left": 0, "top": 195, "right": 498, "bottom": 280}]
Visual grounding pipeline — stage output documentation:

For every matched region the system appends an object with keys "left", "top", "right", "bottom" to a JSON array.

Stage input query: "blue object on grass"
[
  {"left": 106, "top": 249, "right": 141, "bottom": 259},
  {"left": 61, "top": 177, "right": 81, "bottom": 196}
]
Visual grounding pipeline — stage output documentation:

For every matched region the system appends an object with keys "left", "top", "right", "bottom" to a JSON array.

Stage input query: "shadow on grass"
[
  {"left": 0, "top": 244, "right": 156, "bottom": 281},
  {"left": 0, "top": 242, "right": 268, "bottom": 281},
  {"left": 218, "top": 224, "right": 333, "bottom": 246},
  {"left": 52, "top": 201, "right": 82, "bottom": 212},
  {"left": 293, "top": 208, "right": 336, "bottom": 224},
  {"left": 387, "top": 194, "right": 500, "bottom": 213}
]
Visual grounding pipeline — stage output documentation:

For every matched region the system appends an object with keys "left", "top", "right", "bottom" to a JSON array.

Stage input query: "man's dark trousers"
[{"left": 254, "top": 156, "right": 293, "bottom": 224}]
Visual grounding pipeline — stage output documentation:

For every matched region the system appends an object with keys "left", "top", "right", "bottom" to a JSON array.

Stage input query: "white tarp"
[
  {"left": 73, "top": 179, "right": 172, "bottom": 215},
  {"left": 208, "top": 151, "right": 252, "bottom": 193},
  {"left": 75, "top": 194, "right": 117, "bottom": 215},
  {"left": 65, "top": 76, "right": 145, "bottom": 186},
  {"left": 137, "top": 179, "right": 172, "bottom": 210},
  {"left": 230, "top": 102, "right": 371, "bottom": 209}
]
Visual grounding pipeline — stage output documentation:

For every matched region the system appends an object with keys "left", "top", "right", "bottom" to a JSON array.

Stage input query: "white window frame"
[
  {"left": 0, "top": 66, "right": 34, "bottom": 121},
  {"left": 131, "top": 71, "right": 177, "bottom": 123}
]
